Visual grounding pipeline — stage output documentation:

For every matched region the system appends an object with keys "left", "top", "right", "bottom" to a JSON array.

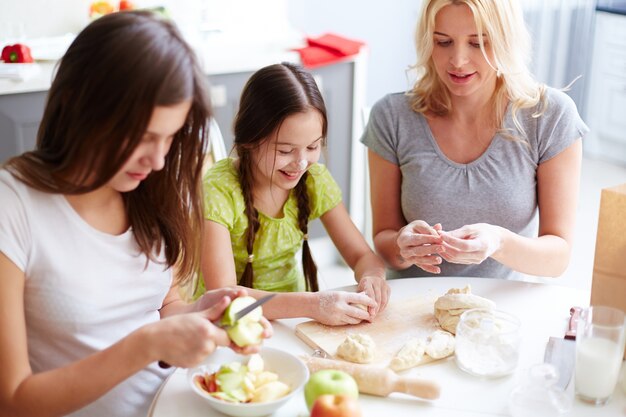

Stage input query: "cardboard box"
[{"left": 591, "top": 183, "right": 626, "bottom": 358}]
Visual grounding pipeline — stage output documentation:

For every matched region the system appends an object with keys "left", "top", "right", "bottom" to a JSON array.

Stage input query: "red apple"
[{"left": 310, "top": 394, "right": 362, "bottom": 417}]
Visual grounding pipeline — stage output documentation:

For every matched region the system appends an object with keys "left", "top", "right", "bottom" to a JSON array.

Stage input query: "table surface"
[{"left": 148, "top": 277, "right": 626, "bottom": 417}]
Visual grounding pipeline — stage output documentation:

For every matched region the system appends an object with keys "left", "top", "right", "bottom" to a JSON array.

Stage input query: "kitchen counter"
[
  {"left": 0, "top": 62, "right": 58, "bottom": 96},
  {"left": 147, "top": 277, "right": 625, "bottom": 417},
  {"left": 0, "top": 48, "right": 302, "bottom": 96}
]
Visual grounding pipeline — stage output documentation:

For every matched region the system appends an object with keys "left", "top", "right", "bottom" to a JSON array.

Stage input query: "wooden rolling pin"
[{"left": 301, "top": 356, "right": 441, "bottom": 400}]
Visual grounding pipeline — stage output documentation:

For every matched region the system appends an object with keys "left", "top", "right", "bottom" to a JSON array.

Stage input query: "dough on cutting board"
[
  {"left": 389, "top": 338, "right": 427, "bottom": 371},
  {"left": 388, "top": 330, "right": 455, "bottom": 371},
  {"left": 434, "top": 285, "right": 496, "bottom": 334},
  {"left": 336, "top": 333, "right": 376, "bottom": 364}
]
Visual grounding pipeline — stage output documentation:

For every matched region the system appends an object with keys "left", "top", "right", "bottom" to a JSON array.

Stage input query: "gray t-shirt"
[{"left": 361, "top": 87, "right": 589, "bottom": 279}]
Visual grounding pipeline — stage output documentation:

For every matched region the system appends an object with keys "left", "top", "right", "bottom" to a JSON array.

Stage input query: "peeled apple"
[{"left": 221, "top": 296, "right": 264, "bottom": 347}]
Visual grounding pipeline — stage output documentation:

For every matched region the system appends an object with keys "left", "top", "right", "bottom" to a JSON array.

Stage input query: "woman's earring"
[{"left": 496, "top": 68, "right": 502, "bottom": 77}]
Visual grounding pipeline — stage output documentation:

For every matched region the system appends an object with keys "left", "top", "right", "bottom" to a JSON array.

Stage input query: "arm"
[
  {"left": 368, "top": 150, "right": 445, "bottom": 273},
  {"left": 440, "top": 140, "right": 582, "bottom": 277},
  {"left": 200, "top": 219, "right": 374, "bottom": 325},
  {"left": 320, "top": 201, "right": 390, "bottom": 314},
  {"left": 495, "top": 139, "right": 582, "bottom": 276},
  {"left": 0, "top": 253, "right": 232, "bottom": 417}
]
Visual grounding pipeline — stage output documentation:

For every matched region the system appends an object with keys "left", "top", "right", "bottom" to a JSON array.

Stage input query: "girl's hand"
[
  {"left": 397, "top": 220, "right": 445, "bottom": 273},
  {"left": 150, "top": 296, "right": 233, "bottom": 368},
  {"left": 439, "top": 223, "right": 502, "bottom": 265},
  {"left": 315, "top": 291, "right": 376, "bottom": 325},
  {"left": 357, "top": 276, "right": 390, "bottom": 317}
]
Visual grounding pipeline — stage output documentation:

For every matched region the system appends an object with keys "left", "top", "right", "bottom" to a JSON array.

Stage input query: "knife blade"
[
  {"left": 157, "top": 294, "right": 275, "bottom": 369},
  {"left": 544, "top": 306, "right": 581, "bottom": 390}
]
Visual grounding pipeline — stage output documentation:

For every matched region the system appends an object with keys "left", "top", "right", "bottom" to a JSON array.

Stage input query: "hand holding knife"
[{"left": 158, "top": 294, "right": 275, "bottom": 369}]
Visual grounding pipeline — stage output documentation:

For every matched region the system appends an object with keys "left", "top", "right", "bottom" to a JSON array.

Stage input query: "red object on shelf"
[
  {"left": 294, "top": 33, "right": 365, "bottom": 69},
  {"left": 1, "top": 44, "right": 34, "bottom": 63}
]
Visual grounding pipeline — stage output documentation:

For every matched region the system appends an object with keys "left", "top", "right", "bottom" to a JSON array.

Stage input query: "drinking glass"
[{"left": 574, "top": 305, "right": 625, "bottom": 405}]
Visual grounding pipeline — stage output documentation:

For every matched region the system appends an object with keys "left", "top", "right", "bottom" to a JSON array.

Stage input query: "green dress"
[{"left": 201, "top": 158, "right": 342, "bottom": 293}]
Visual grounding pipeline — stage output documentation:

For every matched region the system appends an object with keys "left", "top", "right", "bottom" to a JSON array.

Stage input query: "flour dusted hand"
[
  {"left": 396, "top": 221, "right": 445, "bottom": 274},
  {"left": 316, "top": 291, "right": 376, "bottom": 325},
  {"left": 357, "top": 275, "right": 390, "bottom": 316},
  {"left": 439, "top": 223, "right": 502, "bottom": 265}
]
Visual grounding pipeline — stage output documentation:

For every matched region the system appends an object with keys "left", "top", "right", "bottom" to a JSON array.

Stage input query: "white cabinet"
[{"left": 585, "top": 11, "right": 626, "bottom": 162}]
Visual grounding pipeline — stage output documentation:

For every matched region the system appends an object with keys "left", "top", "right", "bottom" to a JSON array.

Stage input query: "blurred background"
[{"left": 2, "top": 0, "right": 626, "bottom": 290}]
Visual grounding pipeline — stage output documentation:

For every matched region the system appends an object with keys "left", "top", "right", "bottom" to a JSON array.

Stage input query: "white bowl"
[{"left": 188, "top": 347, "right": 309, "bottom": 417}]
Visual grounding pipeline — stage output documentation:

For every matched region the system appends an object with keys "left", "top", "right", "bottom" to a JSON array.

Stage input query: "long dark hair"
[
  {"left": 4, "top": 11, "right": 212, "bottom": 284},
  {"left": 233, "top": 62, "right": 327, "bottom": 291}
]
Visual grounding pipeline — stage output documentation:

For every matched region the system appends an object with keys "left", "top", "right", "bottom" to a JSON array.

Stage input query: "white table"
[{"left": 148, "top": 277, "right": 625, "bottom": 417}]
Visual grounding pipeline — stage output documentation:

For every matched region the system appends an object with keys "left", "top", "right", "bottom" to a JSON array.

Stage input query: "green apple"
[
  {"left": 304, "top": 370, "right": 359, "bottom": 411},
  {"left": 221, "top": 296, "right": 264, "bottom": 347}
]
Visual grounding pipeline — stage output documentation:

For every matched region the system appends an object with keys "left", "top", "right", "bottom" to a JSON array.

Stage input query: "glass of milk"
[{"left": 574, "top": 305, "right": 625, "bottom": 406}]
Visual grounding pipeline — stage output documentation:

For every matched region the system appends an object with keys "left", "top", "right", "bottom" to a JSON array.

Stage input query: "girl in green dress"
[{"left": 201, "top": 62, "right": 390, "bottom": 325}]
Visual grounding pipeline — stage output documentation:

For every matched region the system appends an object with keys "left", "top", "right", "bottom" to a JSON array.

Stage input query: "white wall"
[
  {"left": 0, "top": 0, "right": 91, "bottom": 38},
  {"left": 287, "top": 0, "right": 422, "bottom": 106}
]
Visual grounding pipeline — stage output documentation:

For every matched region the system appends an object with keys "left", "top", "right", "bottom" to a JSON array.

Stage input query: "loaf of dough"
[
  {"left": 434, "top": 285, "right": 496, "bottom": 334},
  {"left": 388, "top": 329, "right": 456, "bottom": 371},
  {"left": 336, "top": 333, "right": 376, "bottom": 363},
  {"left": 424, "top": 330, "right": 455, "bottom": 359},
  {"left": 389, "top": 338, "right": 427, "bottom": 371}
]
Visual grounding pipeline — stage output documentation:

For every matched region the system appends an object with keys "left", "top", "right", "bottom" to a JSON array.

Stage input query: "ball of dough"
[{"left": 336, "top": 333, "right": 376, "bottom": 364}]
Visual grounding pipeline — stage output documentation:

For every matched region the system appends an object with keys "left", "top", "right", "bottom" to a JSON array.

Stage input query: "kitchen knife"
[
  {"left": 543, "top": 306, "right": 581, "bottom": 390},
  {"left": 301, "top": 356, "right": 441, "bottom": 400},
  {"left": 157, "top": 294, "right": 275, "bottom": 369}
]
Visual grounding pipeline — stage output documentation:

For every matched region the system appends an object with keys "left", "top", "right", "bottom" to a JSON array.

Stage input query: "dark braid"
[
  {"left": 294, "top": 171, "right": 318, "bottom": 291},
  {"left": 238, "top": 151, "right": 260, "bottom": 288}
]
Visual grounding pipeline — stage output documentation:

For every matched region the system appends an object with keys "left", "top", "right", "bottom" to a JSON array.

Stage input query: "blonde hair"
[{"left": 410, "top": 0, "right": 546, "bottom": 139}]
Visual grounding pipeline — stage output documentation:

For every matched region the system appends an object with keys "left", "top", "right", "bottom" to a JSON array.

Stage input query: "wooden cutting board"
[{"left": 295, "top": 295, "right": 442, "bottom": 367}]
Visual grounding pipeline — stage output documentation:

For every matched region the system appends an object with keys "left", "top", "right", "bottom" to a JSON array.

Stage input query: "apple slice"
[
  {"left": 251, "top": 381, "right": 291, "bottom": 403},
  {"left": 221, "top": 296, "right": 264, "bottom": 347}
]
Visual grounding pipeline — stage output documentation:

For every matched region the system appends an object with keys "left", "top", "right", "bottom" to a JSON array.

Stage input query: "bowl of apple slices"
[{"left": 188, "top": 347, "right": 309, "bottom": 417}]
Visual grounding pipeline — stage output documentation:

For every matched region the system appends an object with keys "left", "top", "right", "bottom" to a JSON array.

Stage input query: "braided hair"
[{"left": 233, "top": 62, "right": 327, "bottom": 291}]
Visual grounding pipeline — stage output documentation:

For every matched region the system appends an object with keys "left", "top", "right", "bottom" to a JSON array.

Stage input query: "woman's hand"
[
  {"left": 439, "top": 223, "right": 502, "bottom": 265},
  {"left": 228, "top": 316, "right": 273, "bottom": 355},
  {"left": 193, "top": 286, "right": 248, "bottom": 312},
  {"left": 315, "top": 291, "right": 377, "bottom": 325},
  {"left": 196, "top": 287, "right": 273, "bottom": 354},
  {"left": 149, "top": 296, "right": 233, "bottom": 368},
  {"left": 396, "top": 220, "right": 445, "bottom": 273},
  {"left": 357, "top": 276, "right": 390, "bottom": 317}
]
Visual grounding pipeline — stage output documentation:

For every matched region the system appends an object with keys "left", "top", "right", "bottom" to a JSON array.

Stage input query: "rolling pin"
[{"left": 301, "top": 356, "right": 441, "bottom": 400}]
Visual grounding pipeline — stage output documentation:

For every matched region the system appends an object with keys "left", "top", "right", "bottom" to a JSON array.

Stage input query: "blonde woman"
[{"left": 363, "top": 0, "right": 588, "bottom": 279}]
